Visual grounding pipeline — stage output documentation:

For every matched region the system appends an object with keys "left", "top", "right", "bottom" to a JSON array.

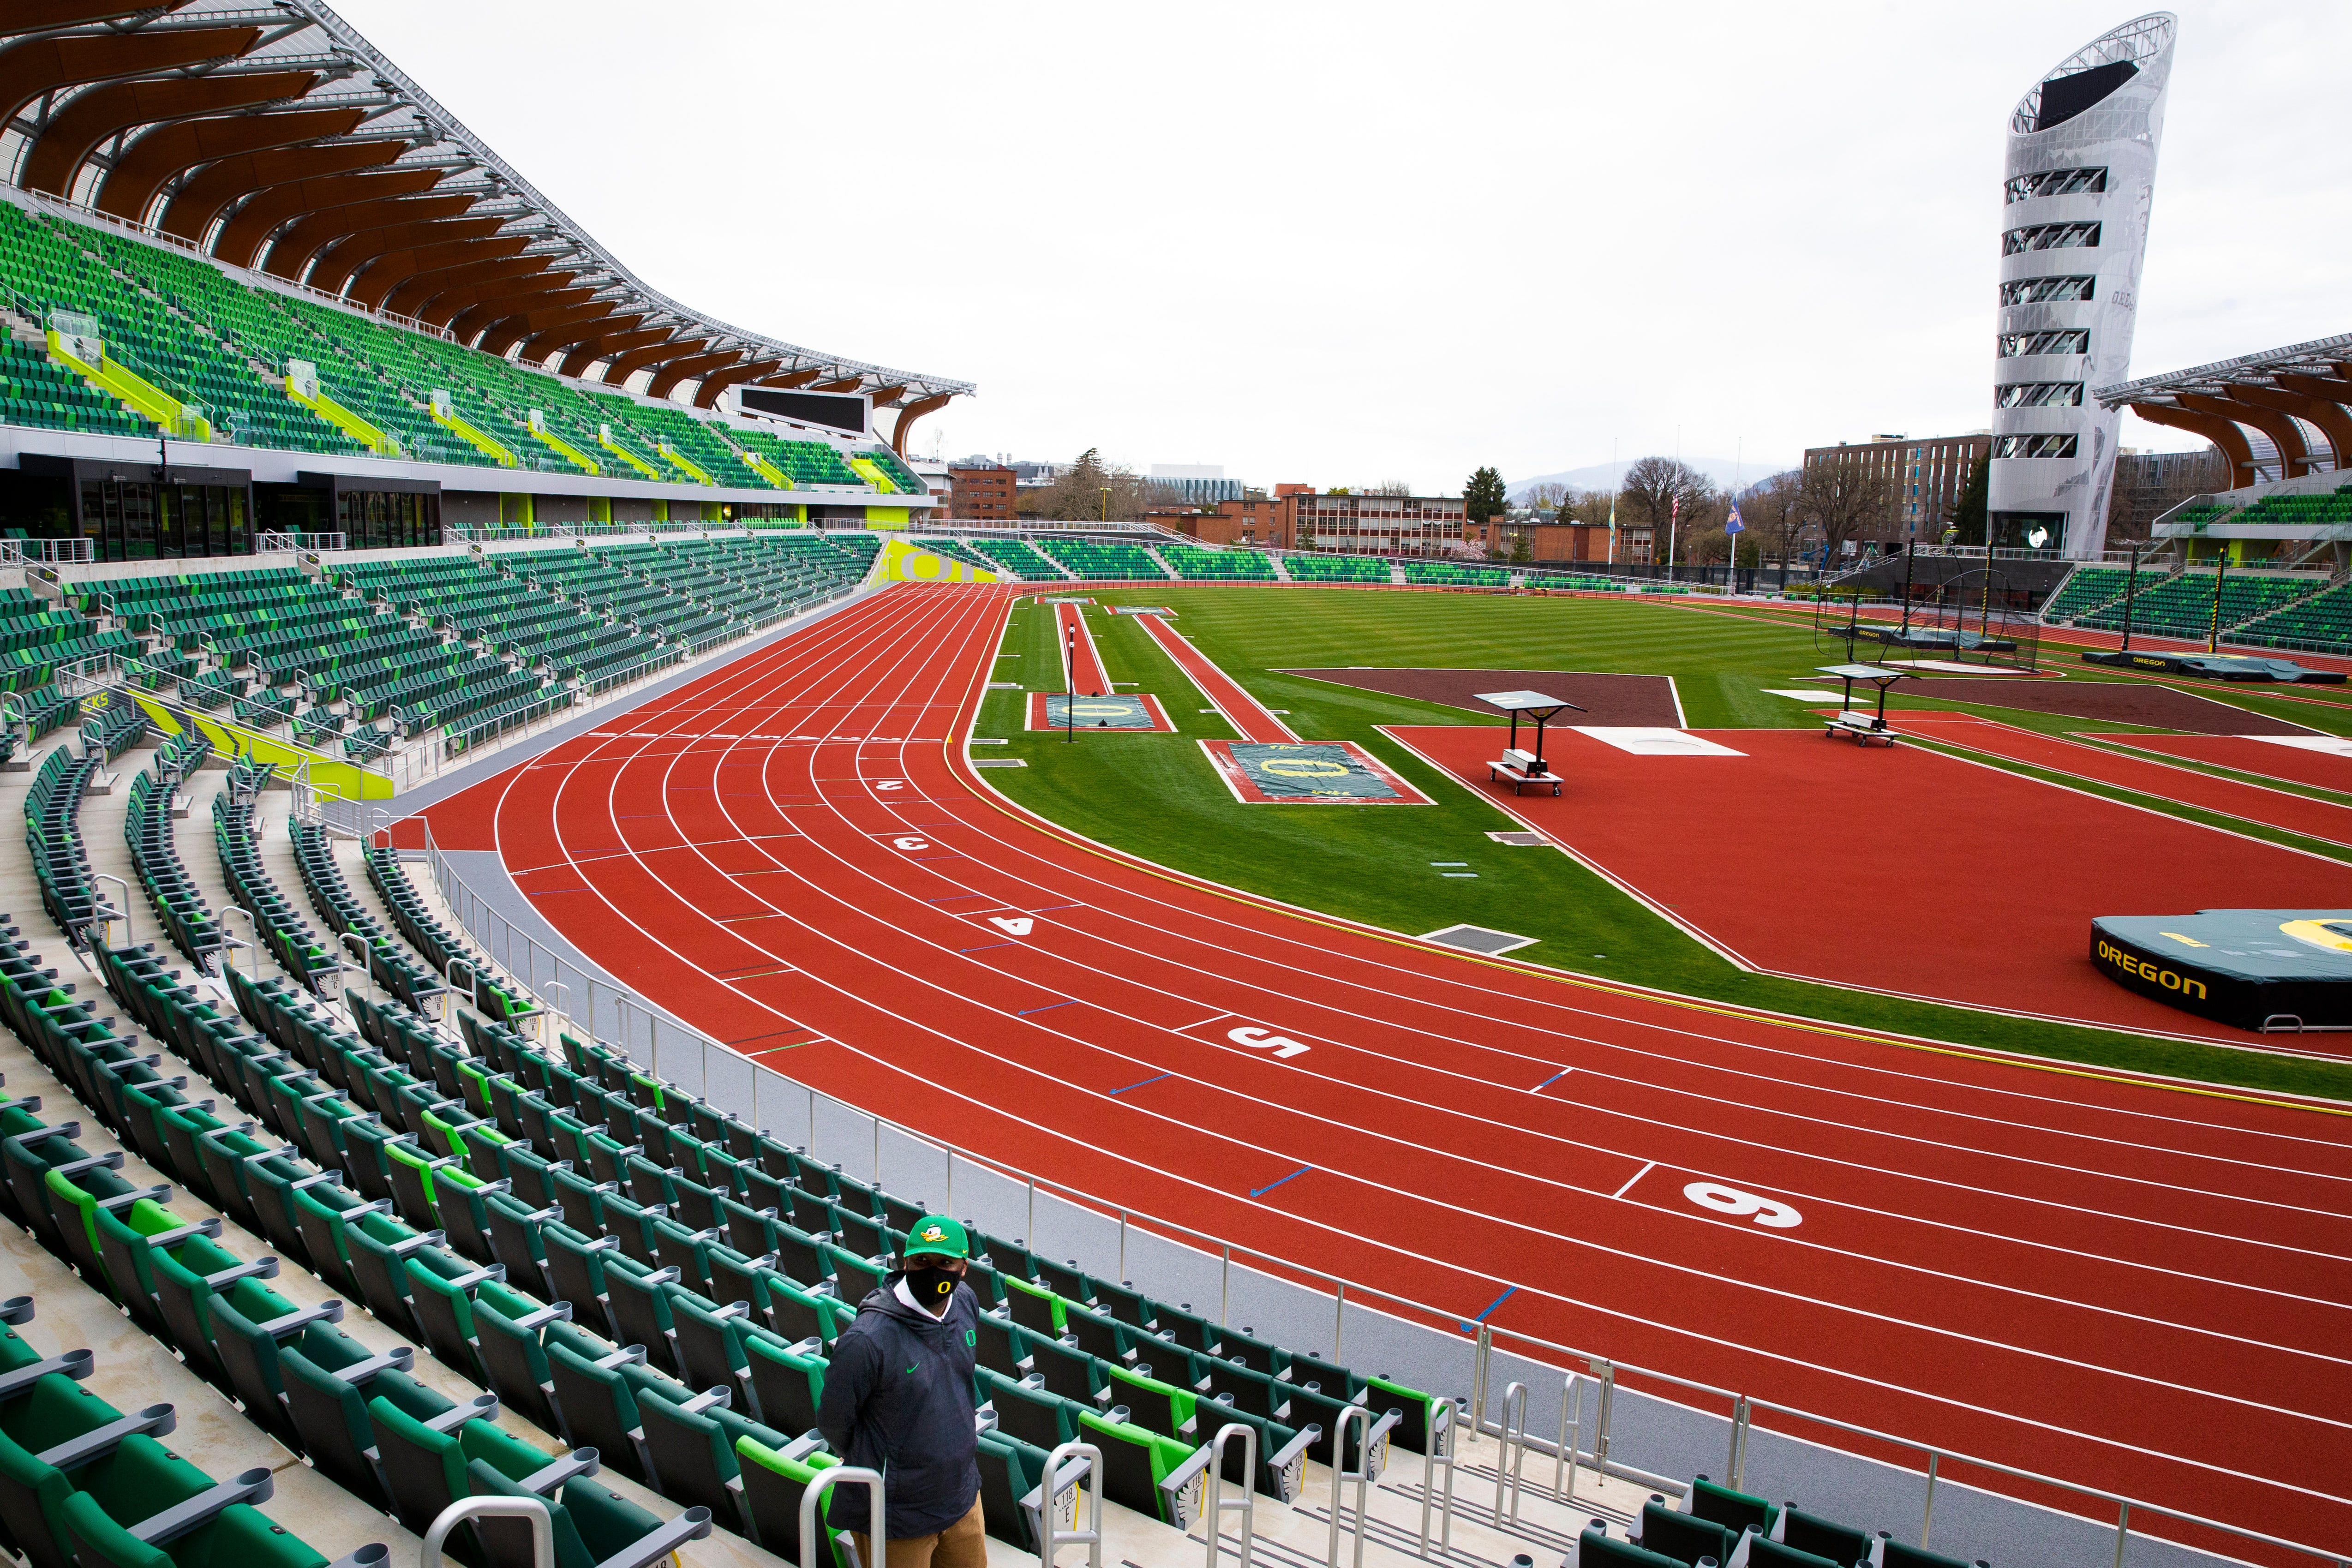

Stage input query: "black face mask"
[{"left": 906, "top": 1265, "right": 960, "bottom": 1307}]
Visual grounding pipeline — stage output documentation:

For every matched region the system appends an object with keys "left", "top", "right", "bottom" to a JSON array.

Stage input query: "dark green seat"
[
  {"left": 1638, "top": 1501, "right": 1733, "bottom": 1566},
  {"left": 1690, "top": 1476, "right": 1777, "bottom": 1539},
  {"left": 1777, "top": 1506, "right": 1871, "bottom": 1566},
  {"left": 1575, "top": 1522, "right": 1685, "bottom": 1568},
  {"left": 741, "top": 1327, "right": 825, "bottom": 1438}
]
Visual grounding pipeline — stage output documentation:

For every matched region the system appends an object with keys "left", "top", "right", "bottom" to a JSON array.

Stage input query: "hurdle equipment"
[
  {"left": 1814, "top": 665, "right": 1912, "bottom": 747},
  {"left": 1476, "top": 691, "right": 1586, "bottom": 796}
]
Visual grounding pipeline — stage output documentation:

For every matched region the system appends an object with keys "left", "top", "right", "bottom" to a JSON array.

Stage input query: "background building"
[
  {"left": 1293, "top": 492, "right": 1468, "bottom": 556},
  {"left": 1802, "top": 432, "right": 1993, "bottom": 545},
  {"left": 1147, "top": 464, "right": 1244, "bottom": 503},
  {"left": 1989, "top": 12, "right": 2176, "bottom": 558},
  {"left": 2105, "top": 445, "right": 2226, "bottom": 540},
  {"left": 946, "top": 460, "right": 1015, "bottom": 521}
]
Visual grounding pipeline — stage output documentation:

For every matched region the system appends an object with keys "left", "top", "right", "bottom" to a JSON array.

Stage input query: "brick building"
[
  {"left": 1801, "top": 432, "right": 1993, "bottom": 547},
  {"left": 946, "top": 462, "right": 1014, "bottom": 521}
]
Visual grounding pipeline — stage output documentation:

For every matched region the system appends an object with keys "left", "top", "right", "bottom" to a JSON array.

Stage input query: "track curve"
[{"left": 419, "top": 582, "right": 2352, "bottom": 1557}]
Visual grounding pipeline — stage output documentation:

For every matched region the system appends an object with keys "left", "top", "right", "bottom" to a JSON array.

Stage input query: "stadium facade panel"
[{"left": 1989, "top": 13, "right": 2176, "bottom": 559}]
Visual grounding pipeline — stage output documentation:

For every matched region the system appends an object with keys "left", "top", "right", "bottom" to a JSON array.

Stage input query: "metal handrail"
[
  {"left": 421, "top": 1496, "right": 549, "bottom": 1568},
  {"left": 1325, "top": 1405, "right": 1375, "bottom": 1568},
  {"left": 800, "top": 1465, "right": 884, "bottom": 1568},
  {"left": 1038, "top": 1442, "right": 1103, "bottom": 1568},
  {"left": 1201, "top": 1422, "right": 1257, "bottom": 1568}
]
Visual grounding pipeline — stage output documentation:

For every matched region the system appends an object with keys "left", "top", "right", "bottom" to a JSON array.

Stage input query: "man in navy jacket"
[{"left": 818, "top": 1214, "right": 987, "bottom": 1568}]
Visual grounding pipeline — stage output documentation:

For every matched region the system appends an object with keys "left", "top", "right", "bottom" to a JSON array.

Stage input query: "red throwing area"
[
  {"left": 1384, "top": 721, "right": 2352, "bottom": 1047},
  {"left": 2097, "top": 732, "right": 2352, "bottom": 796},
  {"left": 1892, "top": 714, "right": 2352, "bottom": 847},
  {"left": 413, "top": 585, "right": 2352, "bottom": 1555}
]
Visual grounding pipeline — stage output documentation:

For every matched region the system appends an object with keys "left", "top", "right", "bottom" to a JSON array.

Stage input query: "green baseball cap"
[{"left": 904, "top": 1215, "right": 970, "bottom": 1261}]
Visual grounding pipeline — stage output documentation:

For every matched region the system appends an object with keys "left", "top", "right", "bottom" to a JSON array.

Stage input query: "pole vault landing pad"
[
  {"left": 2093, "top": 911, "right": 2352, "bottom": 1032},
  {"left": 1199, "top": 739, "right": 1432, "bottom": 805},
  {"left": 1027, "top": 692, "right": 1175, "bottom": 731}
]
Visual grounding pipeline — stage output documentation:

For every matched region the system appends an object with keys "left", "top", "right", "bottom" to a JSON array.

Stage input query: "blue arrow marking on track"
[
  {"left": 1111, "top": 1073, "right": 1171, "bottom": 1096},
  {"left": 1533, "top": 1068, "right": 1571, "bottom": 1092},
  {"left": 1250, "top": 1165, "right": 1311, "bottom": 1198},
  {"left": 1458, "top": 1286, "right": 1517, "bottom": 1332}
]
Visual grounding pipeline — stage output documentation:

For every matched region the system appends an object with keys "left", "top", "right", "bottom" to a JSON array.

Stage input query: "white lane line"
[{"left": 1613, "top": 1161, "right": 1658, "bottom": 1200}]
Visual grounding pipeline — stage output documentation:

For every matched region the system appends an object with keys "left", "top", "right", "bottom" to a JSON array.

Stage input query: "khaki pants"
[{"left": 851, "top": 1497, "right": 986, "bottom": 1568}]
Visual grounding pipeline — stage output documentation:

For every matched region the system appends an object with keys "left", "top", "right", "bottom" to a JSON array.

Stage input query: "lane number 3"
[{"left": 1683, "top": 1181, "right": 1801, "bottom": 1229}]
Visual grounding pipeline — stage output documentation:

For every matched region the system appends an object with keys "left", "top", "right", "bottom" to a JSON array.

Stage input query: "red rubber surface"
[
  {"left": 1891, "top": 714, "right": 2352, "bottom": 847},
  {"left": 2098, "top": 733, "right": 2352, "bottom": 796},
  {"left": 1056, "top": 600, "right": 1109, "bottom": 695},
  {"left": 1386, "top": 723, "right": 2352, "bottom": 1051},
  {"left": 420, "top": 584, "right": 2352, "bottom": 1557}
]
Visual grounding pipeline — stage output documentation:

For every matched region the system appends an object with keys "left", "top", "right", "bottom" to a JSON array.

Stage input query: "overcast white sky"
[{"left": 340, "top": 1, "right": 2351, "bottom": 494}]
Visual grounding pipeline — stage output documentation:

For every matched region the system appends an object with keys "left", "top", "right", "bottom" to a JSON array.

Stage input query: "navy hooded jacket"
[{"left": 815, "top": 1273, "right": 981, "bottom": 1538}]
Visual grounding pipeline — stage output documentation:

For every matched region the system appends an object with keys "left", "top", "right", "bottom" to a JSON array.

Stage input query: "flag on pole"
[
  {"left": 1606, "top": 492, "right": 1618, "bottom": 565},
  {"left": 1726, "top": 504, "right": 1744, "bottom": 534}
]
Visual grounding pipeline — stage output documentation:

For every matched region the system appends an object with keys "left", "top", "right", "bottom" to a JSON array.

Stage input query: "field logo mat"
[
  {"left": 1199, "top": 739, "right": 1432, "bottom": 805},
  {"left": 1113, "top": 606, "right": 1174, "bottom": 616},
  {"left": 876, "top": 537, "right": 998, "bottom": 583},
  {"left": 1027, "top": 692, "right": 1176, "bottom": 732}
]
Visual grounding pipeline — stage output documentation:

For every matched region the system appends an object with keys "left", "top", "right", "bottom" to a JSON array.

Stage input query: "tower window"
[
  {"left": 2000, "top": 275, "right": 2096, "bottom": 305},
  {"left": 2003, "top": 221, "right": 2101, "bottom": 255},
  {"left": 1993, "top": 434, "right": 2080, "bottom": 459},
  {"left": 2004, "top": 167, "right": 2109, "bottom": 203},
  {"left": 1998, "top": 330, "right": 2091, "bottom": 357},
  {"left": 1995, "top": 382, "right": 2085, "bottom": 408}
]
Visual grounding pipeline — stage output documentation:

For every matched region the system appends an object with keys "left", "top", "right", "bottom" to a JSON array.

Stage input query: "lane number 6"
[{"left": 1683, "top": 1181, "right": 1801, "bottom": 1229}]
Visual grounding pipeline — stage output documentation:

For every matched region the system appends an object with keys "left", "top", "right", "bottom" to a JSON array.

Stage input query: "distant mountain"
[{"left": 1508, "top": 457, "right": 1795, "bottom": 500}]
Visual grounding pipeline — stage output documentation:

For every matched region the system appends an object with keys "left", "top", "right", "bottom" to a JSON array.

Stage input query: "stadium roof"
[
  {"left": 0, "top": 0, "right": 971, "bottom": 437},
  {"left": 2096, "top": 331, "right": 2352, "bottom": 490}
]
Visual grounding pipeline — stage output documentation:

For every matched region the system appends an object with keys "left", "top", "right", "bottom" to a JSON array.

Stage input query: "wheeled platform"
[
  {"left": 2080, "top": 649, "right": 2346, "bottom": 684},
  {"left": 1815, "top": 664, "right": 1911, "bottom": 748},
  {"left": 1488, "top": 748, "right": 1562, "bottom": 795}
]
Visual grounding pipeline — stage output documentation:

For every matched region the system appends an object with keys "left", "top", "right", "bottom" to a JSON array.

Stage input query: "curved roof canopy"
[
  {"left": 2099, "top": 331, "right": 2352, "bottom": 489},
  {"left": 0, "top": 0, "right": 972, "bottom": 418}
]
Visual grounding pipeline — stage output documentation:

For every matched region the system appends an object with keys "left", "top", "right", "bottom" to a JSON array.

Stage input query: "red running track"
[{"left": 420, "top": 584, "right": 2352, "bottom": 1557}]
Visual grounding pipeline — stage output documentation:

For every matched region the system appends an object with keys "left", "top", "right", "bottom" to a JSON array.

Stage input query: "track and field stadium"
[{"left": 0, "top": 9, "right": 2347, "bottom": 1568}]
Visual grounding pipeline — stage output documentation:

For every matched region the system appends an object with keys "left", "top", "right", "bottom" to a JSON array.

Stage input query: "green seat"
[
  {"left": 58, "top": 1480, "right": 325, "bottom": 1568},
  {"left": 1574, "top": 1523, "right": 1685, "bottom": 1568},
  {"left": 1689, "top": 1475, "right": 1777, "bottom": 1539},
  {"left": 631, "top": 1383, "right": 783, "bottom": 1538},
  {"left": 1076, "top": 1410, "right": 1197, "bottom": 1528},
  {"left": 740, "top": 1327, "right": 826, "bottom": 1438},
  {"left": 733, "top": 1435, "right": 843, "bottom": 1566}
]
